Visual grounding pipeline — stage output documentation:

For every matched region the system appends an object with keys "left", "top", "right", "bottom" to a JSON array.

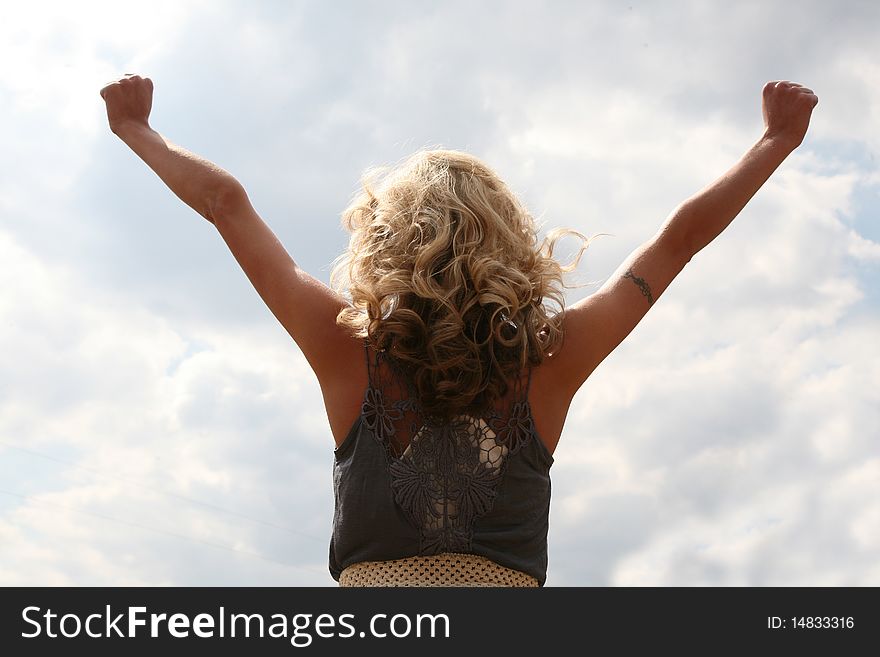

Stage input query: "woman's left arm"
[
  {"left": 100, "top": 74, "right": 235, "bottom": 223},
  {"left": 98, "top": 74, "right": 358, "bottom": 405}
]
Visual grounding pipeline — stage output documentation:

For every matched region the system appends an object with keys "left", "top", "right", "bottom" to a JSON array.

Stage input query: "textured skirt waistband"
[{"left": 338, "top": 552, "right": 539, "bottom": 587}]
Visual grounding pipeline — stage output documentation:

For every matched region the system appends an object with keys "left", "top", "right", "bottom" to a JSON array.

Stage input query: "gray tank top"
[{"left": 329, "top": 339, "right": 554, "bottom": 585}]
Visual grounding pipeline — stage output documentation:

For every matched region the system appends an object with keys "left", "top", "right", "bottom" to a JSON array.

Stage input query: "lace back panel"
[{"left": 360, "top": 340, "right": 535, "bottom": 554}]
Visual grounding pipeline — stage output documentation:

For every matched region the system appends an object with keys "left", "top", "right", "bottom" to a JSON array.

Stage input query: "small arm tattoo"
[{"left": 624, "top": 269, "right": 654, "bottom": 306}]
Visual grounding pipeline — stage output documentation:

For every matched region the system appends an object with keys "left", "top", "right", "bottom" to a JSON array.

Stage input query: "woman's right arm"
[
  {"left": 549, "top": 81, "right": 819, "bottom": 401},
  {"left": 669, "top": 81, "right": 819, "bottom": 258}
]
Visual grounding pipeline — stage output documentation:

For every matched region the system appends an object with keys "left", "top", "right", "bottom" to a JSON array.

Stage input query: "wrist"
[
  {"left": 759, "top": 129, "right": 799, "bottom": 156},
  {"left": 112, "top": 119, "right": 152, "bottom": 141}
]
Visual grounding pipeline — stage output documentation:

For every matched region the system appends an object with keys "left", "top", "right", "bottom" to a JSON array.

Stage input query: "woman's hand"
[
  {"left": 99, "top": 73, "right": 153, "bottom": 136},
  {"left": 761, "top": 80, "right": 819, "bottom": 150}
]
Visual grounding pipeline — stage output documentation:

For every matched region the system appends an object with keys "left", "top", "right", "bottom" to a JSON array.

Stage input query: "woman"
[{"left": 99, "top": 76, "right": 818, "bottom": 587}]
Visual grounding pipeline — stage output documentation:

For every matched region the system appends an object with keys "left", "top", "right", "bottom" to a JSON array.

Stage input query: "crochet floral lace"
[{"left": 360, "top": 341, "right": 535, "bottom": 554}]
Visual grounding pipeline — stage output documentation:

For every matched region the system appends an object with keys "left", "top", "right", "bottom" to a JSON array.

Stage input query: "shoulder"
[
  {"left": 320, "top": 336, "right": 371, "bottom": 449},
  {"left": 525, "top": 352, "right": 575, "bottom": 457}
]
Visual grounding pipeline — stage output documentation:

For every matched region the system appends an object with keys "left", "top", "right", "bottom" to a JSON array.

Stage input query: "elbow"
[
  {"left": 660, "top": 200, "right": 702, "bottom": 267},
  {"left": 206, "top": 179, "right": 247, "bottom": 226},
  {"left": 679, "top": 235, "right": 694, "bottom": 266},
  {"left": 657, "top": 221, "right": 694, "bottom": 269}
]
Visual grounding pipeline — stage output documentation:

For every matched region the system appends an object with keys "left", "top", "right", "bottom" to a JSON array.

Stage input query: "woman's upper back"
[{"left": 323, "top": 334, "right": 574, "bottom": 458}]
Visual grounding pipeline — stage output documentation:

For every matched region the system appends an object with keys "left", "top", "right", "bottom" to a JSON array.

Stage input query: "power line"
[
  {"left": 0, "top": 488, "right": 328, "bottom": 579},
  {"left": 0, "top": 439, "right": 327, "bottom": 544}
]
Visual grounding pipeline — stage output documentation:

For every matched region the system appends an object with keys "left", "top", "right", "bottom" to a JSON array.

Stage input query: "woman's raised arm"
[
  {"left": 670, "top": 80, "right": 819, "bottom": 258},
  {"left": 99, "top": 74, "right": 359, "bottom": 403},
  {"left": 548, "top": 81, "right": 819, "bottom": 408}
]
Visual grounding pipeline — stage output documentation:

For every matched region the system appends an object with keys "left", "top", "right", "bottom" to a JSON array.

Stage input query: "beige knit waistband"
[{"left": 339, "top": 552, "right": 539, "bottom": 587}]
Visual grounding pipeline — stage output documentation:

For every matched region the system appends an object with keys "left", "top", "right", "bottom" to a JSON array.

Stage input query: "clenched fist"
[
  {"left": 99, "top": 73, "right": 153, "bottom": 135},
  {"left": 762, "top": 80, "right": 818, "bottom": 150}
]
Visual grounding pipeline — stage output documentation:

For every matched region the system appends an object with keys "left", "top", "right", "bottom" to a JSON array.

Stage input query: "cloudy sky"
[{"left": 1, "top": 0, "right": 878, "bottom": 586}]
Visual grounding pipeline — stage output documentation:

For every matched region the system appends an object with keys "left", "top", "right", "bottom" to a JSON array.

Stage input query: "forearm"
[
  {"left": 667, "top": 132, "right": 794, "bottom": 258},
  {"left": 114, "top": 122, "right": 238, "bottom": 224}
]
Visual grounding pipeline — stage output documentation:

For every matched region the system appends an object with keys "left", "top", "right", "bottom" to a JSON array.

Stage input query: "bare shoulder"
[
  {"left": 319, "top": 333, "right": 370, "bottom": 449},
  {"left": 527, "top": 351, "right": 577, "bottom": 457}
]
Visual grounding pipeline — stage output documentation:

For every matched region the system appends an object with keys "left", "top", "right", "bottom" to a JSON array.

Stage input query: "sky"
[{"left": 1, "top": 0, "right": 878, "bottom": 586}]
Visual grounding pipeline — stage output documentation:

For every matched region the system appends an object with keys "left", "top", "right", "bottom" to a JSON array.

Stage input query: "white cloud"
[
  {"left": 0, "top": 0, "right": 196, "bottom": 135},
  {"left": 1, "top": 0, "right": 878, "bottom": 587},
  {"left": 0, "top": 229, "right": 331, "bottom": 585}
]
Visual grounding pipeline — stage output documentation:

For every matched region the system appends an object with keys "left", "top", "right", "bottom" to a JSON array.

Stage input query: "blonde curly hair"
[{"left": 330, "top": 147, "right": 600, "bottom": 422}]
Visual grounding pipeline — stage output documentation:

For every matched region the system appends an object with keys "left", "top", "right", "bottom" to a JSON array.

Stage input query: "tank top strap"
[
  {"left": 358, "top": 340, "right": 414, "bottom": 458},
  {"left": 363, "top": 338, "right": 395, "bottom": 392},
  {"left": 362, "top": 338, "right": 374, "bottom": 385}
]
